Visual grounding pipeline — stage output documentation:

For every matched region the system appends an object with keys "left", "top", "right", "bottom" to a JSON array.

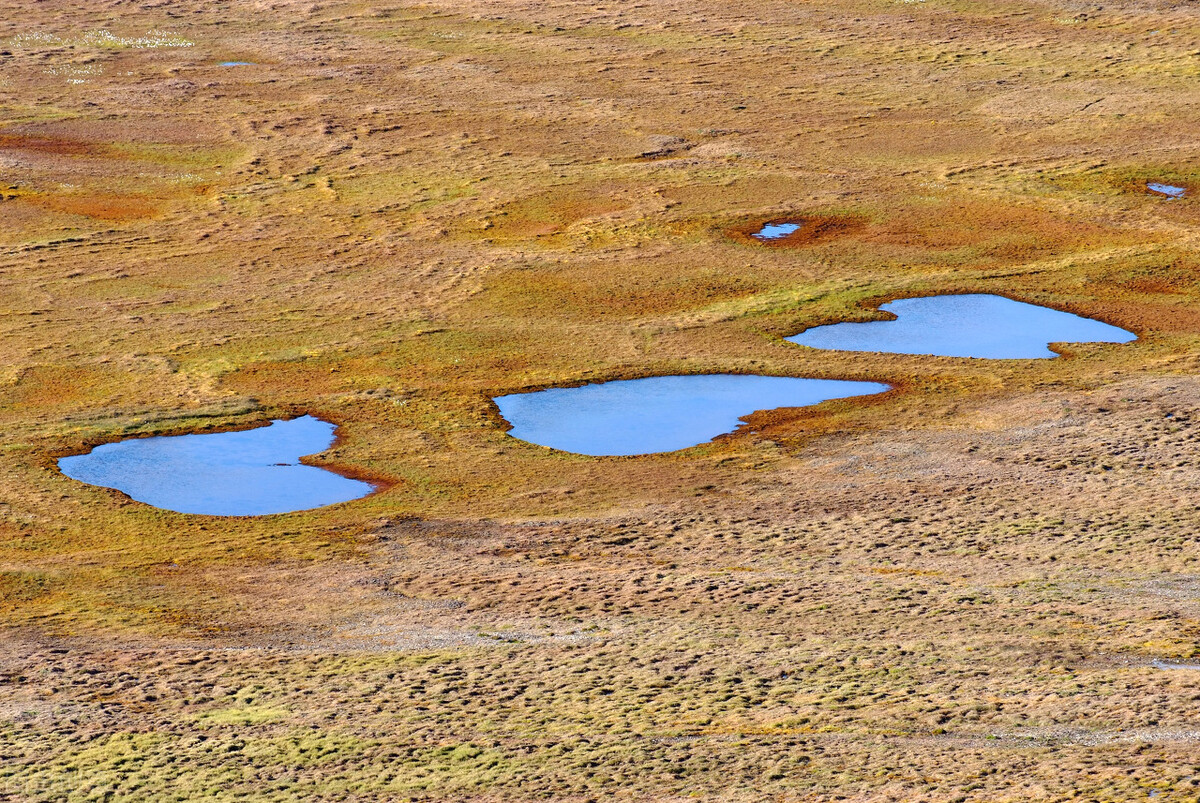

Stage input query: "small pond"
[
  {"left": 218, "top": 61, "right": 255, "bottom": 67},
  {"left": 752, "top": 221, "right": 802, "bottom": 240},
  {"left": 1151, "top": 659, "right": 1200, "bottom": 671},
  {"left": 787, "top": 293, "right": 1136, "bottom": 359},
  {"left": 494, "top": 374, "right": 889, "bottom": 456},
  {"left": 1147, "top": 183, "right": 1186, "bottom": 198},
  {"left": 58, "top": 415, "right": 373, "bottom": 516}
]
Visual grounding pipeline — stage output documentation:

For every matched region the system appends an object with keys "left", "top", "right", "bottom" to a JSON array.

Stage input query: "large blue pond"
[
  {"left": 787, "top": 294, "right": 1136, "bottom": 359},
  {"left": 58, "top": 415, "right": 373, "bottom": 516},
  {"left": 494, "top": 374, "right": 889, "bottom": 456}
]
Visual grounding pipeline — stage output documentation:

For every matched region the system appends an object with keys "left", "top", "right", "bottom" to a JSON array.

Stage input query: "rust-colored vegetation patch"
[
  {"left": 1105, "top": 174, "right": 1194, "bottom": 200},
  {"left": 863, "top": 200, "right": 1139, "bottom": 259},
  {"left": 482, "top": 183, "right": 632, "bottom": 240},
  {"left": 729, "top": 198, "right": 1146, "bottom": 268},
  {"left": 0, "top": 133, "right": 106, "bottom": 158},
  {"left": 1144, "top": 181, "right": 1190, "bottom": 199},
  {"left": 732, "top": 381, "right": 906, "bottom": 445},
  {"left": 728, "top": 214, "right": 866, "bottom": 248},
  {"left": 1058, "top": 290, "right": 1200, "bottom": 339},
  {"left": 3, "top": 365, "right": 125, "bottom": 415},
  {"left": 1114, "top": 257, "right": 1200, "bottom": 297},
  {"left": 1013, "top": 252, "right": 1200, "bottom": 337},
  {"left": 1053, "top": 165, "right": 1198, "bottom": 203},
  {"left": 23, "top": 192, "right": 162, "bottom": 221}
]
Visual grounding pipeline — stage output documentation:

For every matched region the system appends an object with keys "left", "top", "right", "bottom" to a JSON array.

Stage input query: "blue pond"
[
  {"left": 494, "top": 375, "right": 889, "bottom": 456},
  {"left": 752, "top": 222, "right": 801, "bottom": 240},
  {"left": 787, "top": 294, "right": 1136, "bottom": 359},
  {"left": 1148, "top": 183, "right": 1186, "bottom": 198},
  {"left": 218, "top": 61, "right": 255, "bottom": 66},
  {"left": 58, "top": 415, "right": 373, "bottom": 516}
]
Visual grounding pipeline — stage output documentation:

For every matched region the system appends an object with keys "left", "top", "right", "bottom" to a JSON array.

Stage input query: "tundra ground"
[{"left": 3, "top": 0, "right": 1200, "bottom": 800}]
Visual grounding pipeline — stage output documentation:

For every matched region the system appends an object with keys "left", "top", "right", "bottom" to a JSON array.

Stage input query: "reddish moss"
[
  {"left": 0, "top": 133, "right": 105, "bottom": 157},
  {"left": 25, "top": 192, "right": 161, "bottom": 221},
  {"left": 727, "top": 214, "right": 868, "bottom": 247}
]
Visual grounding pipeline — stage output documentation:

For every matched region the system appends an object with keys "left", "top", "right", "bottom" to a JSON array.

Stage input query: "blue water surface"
[
  {"left": 1147, "top": 183, "right": 1186, "bottom": 198},
  {"left": 218, "top": 61, "right": 255, "bottom": 66},
  {"left": 752, "top": 222, "right": 801, "bottom": 240},
  {"left": 787, "top": 294, "right": 1136, "bottom": 359},
  {"left": 494, "top": 374, "right": 889, "bottom": 456},
  {"left": 58, "top": 415, "right": 373, "bottom": 516}
]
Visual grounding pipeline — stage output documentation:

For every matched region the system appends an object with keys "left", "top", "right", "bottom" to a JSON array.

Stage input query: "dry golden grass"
[{"left": 4, "top": 0, "right": 1200, "bottom": 799}]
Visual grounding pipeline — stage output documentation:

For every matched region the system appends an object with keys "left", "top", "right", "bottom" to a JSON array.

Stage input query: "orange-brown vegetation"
[
  {"left": 0, "top": 133, "right": 104, "bottom": 157},
  {"left": 727, "top": 214, "right": 869, "bottom": 248},
  {"left": 21, "top": 191, "right": 161, "bottom": 221}
]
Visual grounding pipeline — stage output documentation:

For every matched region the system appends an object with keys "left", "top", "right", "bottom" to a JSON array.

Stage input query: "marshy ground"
[{"left": 3, "top": 0, "right": 1200, "bottom": 799}]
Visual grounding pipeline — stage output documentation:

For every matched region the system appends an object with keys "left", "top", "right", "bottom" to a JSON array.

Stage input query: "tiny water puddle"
[
  {"left": 494, "top": 374, "right": 889, "bottom": 456},
  {"left": 752, "top": 222, "right": 802, "bottom": 240},
  {"left": 1151, "top": 659, "right": 1200, "bottom": 671},
  {"left": 58, "top": 415, "right": 373, "bottom": 515},
  {"left": 787, "top": 294, "right": 1136, "bottom": 359},
  {"left": 1147, "top": 182, "right": 1186, "bottom": 198},
  {"left": 218, "top": 61, "right": 255, "bottom": 67}
]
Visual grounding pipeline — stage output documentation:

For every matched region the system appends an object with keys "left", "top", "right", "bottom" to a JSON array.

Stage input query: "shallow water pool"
[
  {"left": 58, "top": 415, "right": 373, "bottom": 516},
  {"left": 1147, "top": 182, "right": 1186, "bottom": 198},
  {"left": 494, "top": 374, "right": 889, "bottom": 456},
  {"left": 787, "top": 293, "right": 1136, "bottom": 359},
  {"left": 752, "top": 222, "right": 801, "bottom": 240},
  {"left": 1151, "top": 659, "right": 1200, "bottom": 670}
]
